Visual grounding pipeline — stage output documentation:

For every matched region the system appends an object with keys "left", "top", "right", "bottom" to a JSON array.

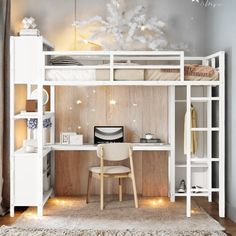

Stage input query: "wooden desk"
[
  {"left": 50, "top": 143, "right": 171, "bottom": 151},
  {"left": 50, "top": 143, "right": 173, "bottom": 199}
]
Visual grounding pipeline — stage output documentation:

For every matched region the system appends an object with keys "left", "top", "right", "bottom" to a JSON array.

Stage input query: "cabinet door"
[
  {"left": 13, "top": 37, "right": 43, "bottom": 84},
  {"left": 14, "top": 157, "right": 40, "bottom": 206}
]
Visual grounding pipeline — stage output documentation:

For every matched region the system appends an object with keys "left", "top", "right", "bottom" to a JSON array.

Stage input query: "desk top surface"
[{"left": 50, "top": 143, "right": 171, "bottom": 151}]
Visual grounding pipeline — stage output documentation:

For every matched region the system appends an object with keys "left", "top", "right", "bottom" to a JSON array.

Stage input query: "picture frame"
[{"left": 60, "top": 132, "right": 76, "bottom": 144}]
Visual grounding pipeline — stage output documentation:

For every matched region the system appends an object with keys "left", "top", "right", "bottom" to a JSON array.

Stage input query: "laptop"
[{"left": 94, "top": 126, "right": 124, "bottom": 144}]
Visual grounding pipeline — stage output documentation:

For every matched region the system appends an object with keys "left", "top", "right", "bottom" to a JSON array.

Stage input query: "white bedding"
[
  {"left": 46, "top": 69, "right": 96, "bottom": 81},
  {"left": 46, "top": 68, "right": 143, "bottom": 81},
  {"left": 46, "top": 65, "right": 219, "bottom": 81}
]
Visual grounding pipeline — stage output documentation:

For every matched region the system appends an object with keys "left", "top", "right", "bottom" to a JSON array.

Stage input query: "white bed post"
[
  {"left": 37, "top": 82, "right": 44, "bottom": 217},
  {"left": 37, "top": 44, "right": 45, "bottom": 217},
  {"left": 186, "top": 85, "right": 192, "bottom": 217},
  {"left": 50, "top": 85, "right": 56, "bottom": 195},
  {"left": 110, "top": 53, "right": 114, "bottom": 81},
  {"left": 219, "top": 51, "right": 225, "bottom": 217},
  {"left": 168, "top": 86, "right": 175, "bottom": 202},
  {"left": 207, "top": 85, "right": 212, "bottom": 202},
  {"left": 10, "top": 37, "right": 15, "bottom": 217},
  {"left": 180, "top": 51, "right": 184, "bottom": 81},
  {"left": 50, "top": 85, "right": 55, "bottom": 144}
]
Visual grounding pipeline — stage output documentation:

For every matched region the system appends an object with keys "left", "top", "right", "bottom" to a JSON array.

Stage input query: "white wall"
[
  {"left": 11, "top": 0, "right": 206, "bottom": 55},
  {"left": 206, "top": 0, "right": 236, "bottom": 222}
]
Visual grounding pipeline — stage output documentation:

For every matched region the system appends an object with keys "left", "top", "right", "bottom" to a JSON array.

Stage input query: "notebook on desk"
[{"left": 94, "top": 126, "right": 124, "bottom": 144}]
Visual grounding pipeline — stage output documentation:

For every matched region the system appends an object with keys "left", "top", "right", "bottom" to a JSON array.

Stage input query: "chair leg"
[
  {"left": 86, "top": 171, "right": 92, "bottom": 204},
  {"left": 131, "top": 173, "right": 138, "bottom": 208},
  {"left": 119, "top": 178, "right": 122, "bottom": 202},
  {"left": 100, "top": 174, "right": 104, "bottom": 210}
]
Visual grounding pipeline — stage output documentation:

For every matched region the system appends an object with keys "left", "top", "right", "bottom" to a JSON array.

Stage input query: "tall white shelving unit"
[
  {"left": 10, "top": 35, "right": 225, "bottom": 218},
  {"left": 10, "top": 36, "right": 55, "bottom": 217}
]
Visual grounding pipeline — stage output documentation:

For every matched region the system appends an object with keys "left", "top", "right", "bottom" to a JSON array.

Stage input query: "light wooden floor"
[{"left": 0, "top": 197, "right": 235, "bottom": 235}]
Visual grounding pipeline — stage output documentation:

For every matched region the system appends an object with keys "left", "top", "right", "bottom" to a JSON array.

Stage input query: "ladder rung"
[
  {"left": 191, "top": 97, "right": 219, "bottom": 102},
  {"left": 191, "top": 193, "right": 209, "bottom": 197},
  {"left": 211, "top": 188, "right": 219, "bottom": 192},
  {"left": 191, "top": 158, "right": 220, "bottom": 162},
  {"left": 191, "top": 127, "right": 219, "bottom": 131}
]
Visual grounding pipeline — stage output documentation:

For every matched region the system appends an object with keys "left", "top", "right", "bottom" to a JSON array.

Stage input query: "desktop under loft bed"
[{"left": 10, "top": 36, "right": 225, "bottom": 218}]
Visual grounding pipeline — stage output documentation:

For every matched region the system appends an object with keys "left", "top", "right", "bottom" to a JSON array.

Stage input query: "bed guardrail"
[{"left": 42, "top": 51, "right": 224, "bottom": 84}]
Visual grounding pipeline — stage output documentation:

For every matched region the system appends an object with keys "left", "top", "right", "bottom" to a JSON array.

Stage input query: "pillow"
[{"left": 50, "top": 56, "right": 82, "bottom": 66}]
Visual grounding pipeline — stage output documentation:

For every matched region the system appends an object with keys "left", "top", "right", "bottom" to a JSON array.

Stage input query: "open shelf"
[
  {"left": 14, "top": 111, "right": 54, "bottom": 120},
  {"left": 14, "top": 146, "right": 52, "bottom": 157}
]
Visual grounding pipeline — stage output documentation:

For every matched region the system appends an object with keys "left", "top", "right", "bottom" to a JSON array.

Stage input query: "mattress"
[
  {"left": 46, "top": 64, "right": 219, "bottom": 81},
  {"left": 46, "top": 68, "right": 143, "bottom": 81}
]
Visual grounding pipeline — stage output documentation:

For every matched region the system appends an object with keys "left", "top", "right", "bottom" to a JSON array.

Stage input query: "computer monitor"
[{"left": 94, "top": 126, "right": 124, "bottom": 144}]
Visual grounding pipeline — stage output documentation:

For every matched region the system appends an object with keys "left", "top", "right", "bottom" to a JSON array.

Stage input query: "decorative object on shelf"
[
  {"left": 27, "top": 118, "right": 52, "bottom": 130},
  {"left": 144, "top": 133, "right": 154, "bottom": 140},
  {"left": 69, "top": 134, "right": 83, "bottom": 145},
  {"left": 19, "top": 17, "right": 40, "bottom": 36},
  {"left": 73, "top": 0, "right": 168, "bottom": 51},
  {"left": 140, "top": 133, "right": 161, "bottom": 143},
  {"left": 30, "top": 88, "right": 49, "bottom": 106},
  {"left": 26, "top": 99, "right": 37, "bottom": 112},
  {"left": 27, "top": 118, "right": 52, "bottom": 143},
  {"left": 60, "top": 132, "right": 83, "bottom": 145},
  {"left": 192, "top": 0, "right": 222, "bottom": 7},
  {"left": 140, "top": 138, "right": 162, "bottom": 143},
  {"left": 23, "top": 139, "right": 37, "bottom": 153}
]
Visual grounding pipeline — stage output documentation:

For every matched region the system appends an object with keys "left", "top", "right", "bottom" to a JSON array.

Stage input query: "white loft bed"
[{"left": 10, "top": 36, "right": 225, "bottom": 219}]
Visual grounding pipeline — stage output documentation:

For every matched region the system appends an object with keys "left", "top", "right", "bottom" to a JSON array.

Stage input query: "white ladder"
[{"left": 185, "top": 84, "right": 225, "bottom": 217}]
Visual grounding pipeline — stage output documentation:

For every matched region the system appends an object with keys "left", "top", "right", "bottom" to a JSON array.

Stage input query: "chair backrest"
[{"left": 97, "top": 143, "right": 132, "bottom": 161}]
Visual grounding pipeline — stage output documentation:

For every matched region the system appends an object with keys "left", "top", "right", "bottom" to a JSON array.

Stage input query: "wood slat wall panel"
[{"left": 55, "top": 86, "right": 168, "bottom": 196}]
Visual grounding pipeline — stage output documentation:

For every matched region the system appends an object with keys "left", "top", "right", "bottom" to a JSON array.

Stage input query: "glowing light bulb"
[
  {"left": 132, "top": 103, "right": 138, "bottom": 107},
  {"left": 93, "top": 89, "right": 96, "bottom": 94},
  {"left": 110, "top": 100, "right": 117, "bottom": 105},
  {"left": 76, "top": 100, "right": 82, "bottom": 105},
  {"left": 158, "top": 198, "right": 163, "bottom": 204},
  {"left": 151, "top": 200, "right": 157, "bottom": 206},
  {"left": 78, "top": 126, "right": 81, "bottom": 130}
]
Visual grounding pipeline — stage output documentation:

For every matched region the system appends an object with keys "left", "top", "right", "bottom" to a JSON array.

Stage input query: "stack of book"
[{"left": 19, "top": 29, "right": 40, "bottom": 36}]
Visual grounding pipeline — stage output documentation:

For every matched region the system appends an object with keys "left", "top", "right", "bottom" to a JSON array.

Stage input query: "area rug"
[{"left": 0, "top": 197, "right": 226, "bottom": 236}]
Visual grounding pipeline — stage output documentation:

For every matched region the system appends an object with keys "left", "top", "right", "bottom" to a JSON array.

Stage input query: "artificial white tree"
[{"left": 73, "top": 0, "right": 168, "bottom": 50}]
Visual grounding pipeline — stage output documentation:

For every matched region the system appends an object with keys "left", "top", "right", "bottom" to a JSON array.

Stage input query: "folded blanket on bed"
[{"left": 161, "top": 64, "right": 216, "bottom": 78}]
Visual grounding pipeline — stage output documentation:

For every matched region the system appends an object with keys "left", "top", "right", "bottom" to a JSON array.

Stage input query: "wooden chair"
[{"left": 86, "top": 143, "right": 138, "bottom": 210}]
